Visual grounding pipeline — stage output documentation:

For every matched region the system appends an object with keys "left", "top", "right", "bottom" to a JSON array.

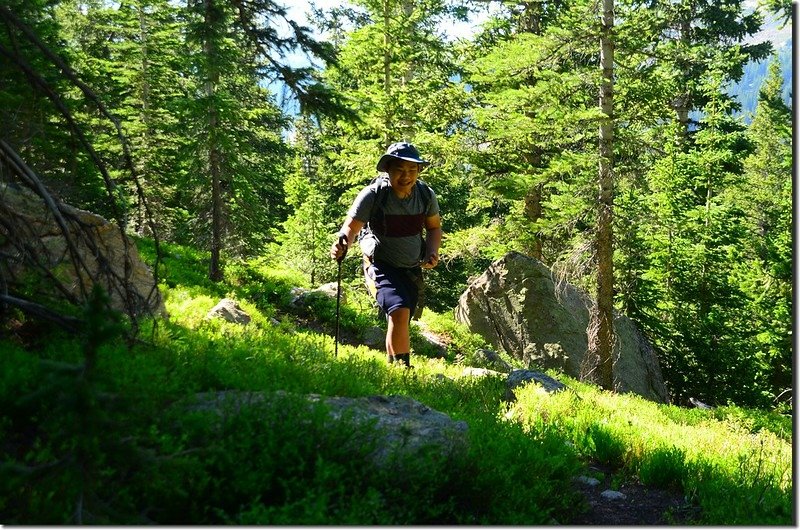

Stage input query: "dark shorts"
[{"left": 363, "top": 259, "right": 422, "bottom": 319}]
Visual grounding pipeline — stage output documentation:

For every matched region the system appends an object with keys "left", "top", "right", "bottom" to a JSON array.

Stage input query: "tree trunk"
[
  {"left": 523, "top": 183, "right": 544, "bottom": 260},
  {"left": 382, "top": 0, "right": 392, "bottom": 147},
  {"left": 673, "top": 17, "right": 692, "bottom": 139},
  {"left": 588, "top": 0, "right": 615, "bottom": 391},
  {"left": 136, "top": 2, "right": 151, "bottom": 236},
  {"left": 520, "top": 0, "right": 542, "bottom": 34},
  {"left": 205, "top": 0, "right": 223, "bottom": 282}
]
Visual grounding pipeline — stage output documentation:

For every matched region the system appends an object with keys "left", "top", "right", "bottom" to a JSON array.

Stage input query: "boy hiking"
[{"left": 330, "top": 142, "right": 442, "bottom": 367}]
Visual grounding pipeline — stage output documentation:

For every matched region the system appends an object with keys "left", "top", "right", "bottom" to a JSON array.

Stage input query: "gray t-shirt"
[{"left": 348, "top": 178, "right": 440, "bottom": 269}]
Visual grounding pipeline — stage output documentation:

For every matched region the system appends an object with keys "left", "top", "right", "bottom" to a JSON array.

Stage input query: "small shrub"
[
  {"left": 574, "top": 423, "right": 627, "bottom": 467},
  {"left": 638, "top": 445, "right": 686, "bottom": 490}
]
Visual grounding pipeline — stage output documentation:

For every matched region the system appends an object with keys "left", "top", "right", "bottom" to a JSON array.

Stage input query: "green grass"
[
  {"left": 0, "top": 239, "right": 792, "bottom": 524},
  {"left": 505, "top": 379, "right": 792, "bottom": 524}
]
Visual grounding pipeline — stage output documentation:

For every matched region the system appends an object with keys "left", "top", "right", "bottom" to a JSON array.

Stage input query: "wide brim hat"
[{"left": 376, "top": 141, "right": 430, "bottom": 172}]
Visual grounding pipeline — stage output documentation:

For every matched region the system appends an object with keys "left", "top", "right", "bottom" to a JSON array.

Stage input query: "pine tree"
[
  {"left": 462, "top": 0, "right": 596, "bottom": 266},
  {"left": 54, "top": 0, "right": 185, "bottom": 235},
  {"left": 735, "top": 56, "right": 792, "bottom": 406},
  {"left": 640, "top": 67, "right": 758, "bottom": 405},
  {"left": 644, "top": 0, "right": 772, "bottom": 138},
  {"left": 0, "top": 0, "right": 112, "bottom": 211},
  {"left": 180, "top": 0, "right": 304, "bottom": 280},
  {"left": 277, "top": 117, "right": 337, "bottom": 286}
]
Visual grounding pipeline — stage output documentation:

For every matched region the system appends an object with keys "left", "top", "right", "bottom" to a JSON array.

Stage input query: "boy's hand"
[
  {"left": 421, "top": 252, "right": 439, "bottom": 269},
  {"left": 331, "top": 234, "right": 348, "bottom": 262}
]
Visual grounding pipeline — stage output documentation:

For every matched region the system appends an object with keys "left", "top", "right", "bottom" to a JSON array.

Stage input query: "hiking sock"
[
  {"left": 395, "top": 353, "right": 411, "bottom": 368},
  {"left": 387, "top": 353, "right": 397, "bottom": 364}
]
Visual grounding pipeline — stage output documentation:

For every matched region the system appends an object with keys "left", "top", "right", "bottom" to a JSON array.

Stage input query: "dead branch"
[{"left": 0, "top": 9, "right": 167, "bottom": 334}]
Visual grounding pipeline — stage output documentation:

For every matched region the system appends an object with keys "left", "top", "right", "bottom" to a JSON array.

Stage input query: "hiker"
[{"left": 330, "top": 141, "right": 442, "bottom": 367}]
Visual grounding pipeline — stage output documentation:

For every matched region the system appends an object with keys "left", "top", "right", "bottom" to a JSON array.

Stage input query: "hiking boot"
[
  {"left": 394, "top": 353, "right": 412, "bottom": 368},
  {"left": 387, "top": 353, "right": 412, "bottom": 368}
]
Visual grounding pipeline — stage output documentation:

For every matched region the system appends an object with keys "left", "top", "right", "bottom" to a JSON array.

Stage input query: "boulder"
[
  {"left": 507, "top": 369, "right": 566, "bottom": 394},
  {"left": 188, "top": 390, "right": 468, "bottom": 468},
  {"left": 601, "top": 490, "right": 627, "bottom": 501},
  {"left": 504, "top": 369, "right": 566, "bottom": 402},
  {"left": 316, "top": 281, "right": 345, "bottom": 302},
  {"left": 316, "top": 394, "right": 468, "bottom": 466},
  {"left": 455, "top": 252, "right": 668, "bottom": 403},
  {"left": 0, "top": 183, "right": 164, "bottom": 317},
  {"left": 290, "top": 282, "right": 346, "bottom": 308},
  {"left": 413, "top": 322, "right": 448, "bottom": 358},
  {"left": 206, "top": 298, "right": 250, "bottom": 325}
]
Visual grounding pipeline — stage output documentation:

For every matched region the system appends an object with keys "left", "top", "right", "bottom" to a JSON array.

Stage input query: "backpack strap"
[
  {"left": 359, "top": 175, "right": 433, "bottom": 244},
  {"left": 368, "top": 176, "right": 433, "bottom": 225}
]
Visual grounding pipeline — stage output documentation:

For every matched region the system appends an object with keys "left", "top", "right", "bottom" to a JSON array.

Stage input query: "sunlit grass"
[{"left": 504, "top": 378, "right": 792, "bottom": 523}]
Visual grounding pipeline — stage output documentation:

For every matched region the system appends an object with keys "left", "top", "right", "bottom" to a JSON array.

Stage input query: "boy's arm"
[
  {"left": 422, "top": 214, "right": 442, "bottom": 269},
  {"left": 330, "top": 216, "right": 365, "bottom": 260}
]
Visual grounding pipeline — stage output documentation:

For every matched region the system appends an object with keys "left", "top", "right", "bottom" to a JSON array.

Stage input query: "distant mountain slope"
[{"left": 728, "top": 12, "right": 792, "bottom": 121}]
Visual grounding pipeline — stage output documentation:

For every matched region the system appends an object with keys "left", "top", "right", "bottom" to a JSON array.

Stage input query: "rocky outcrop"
[
  {"left": 0, "top": 183, "right": 164, "bottom": 317},
  {"left": 188, "top": 391, "right": 469, "bottom": 468},
  {"left": 414, "top": 321, "right": 448, "bottom": 358},
  {"left": 504, "top": 369, "right": 566, "bottom": 402},
  {"left": 459, "top": 366, "right": 567, "bottom": 402},
  {"left": 455, "top": 252, "right": 668, "bottom": 403}
]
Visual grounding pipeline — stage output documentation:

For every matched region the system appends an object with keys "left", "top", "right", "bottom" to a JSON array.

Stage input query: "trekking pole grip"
[{"left": 337, "top": 233, "right": 348, "bottom": 262}]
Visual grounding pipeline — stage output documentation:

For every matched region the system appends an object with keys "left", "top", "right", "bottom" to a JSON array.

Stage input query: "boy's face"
[{"left": 387, "top": 160, "right": 420, "bottom": 196}]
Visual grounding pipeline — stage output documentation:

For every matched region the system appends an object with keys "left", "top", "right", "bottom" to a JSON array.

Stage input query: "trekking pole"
[{"left": 334, "top": 234, "right": 348, "bottom": 358}]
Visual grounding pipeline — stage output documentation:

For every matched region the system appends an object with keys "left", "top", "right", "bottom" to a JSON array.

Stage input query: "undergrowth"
[{"left": 0, "top": 239, "right": 793, "bottom": 524}]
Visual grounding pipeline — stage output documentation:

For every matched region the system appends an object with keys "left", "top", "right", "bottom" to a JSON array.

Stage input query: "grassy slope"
[{"left": 0, "top": 239, "right": 792, "bottom": 524}]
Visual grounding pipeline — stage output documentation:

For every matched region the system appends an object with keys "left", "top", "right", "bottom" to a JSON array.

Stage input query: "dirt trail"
[{"left": 569, "top": 464, "right": 701, "bottom": 524}]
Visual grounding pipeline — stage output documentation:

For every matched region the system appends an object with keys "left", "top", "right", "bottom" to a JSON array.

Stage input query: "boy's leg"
[
  {"left": 386, "top": 307, "right": 411, "bottom": 363},
  {"left": 365, "top": 260, "right": 417, "bottom": 367}
]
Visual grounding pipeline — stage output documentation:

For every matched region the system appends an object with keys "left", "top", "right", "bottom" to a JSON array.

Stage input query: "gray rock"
[
  {"left": 507, "top": 369, "right": 566, "bottom": 393},
  {"left": 316, "top": 394, "right": 468, "bottom": 466},
  {"left": 187, "top": 391, "right": 468, "bottom": 468},
  {"left": 316, "top": 281, "right": 346, "bottom": 304},
  {"left": 576, "top": 476, "right": 601, "bottom": 487},
  {"left": 600, "top": 490, "right": 627, "bottom": 501},
  {"left": 362, "top": 326, "right": 385, "bottom": 348},
  {"left": 418, "top": 328, "right": 447, "bottom": 348},
  {"left": 206, "top": 298, "right": 251, "bottom": 325},
  {"left": 289, "top": 286, "right": 309, "bottom": 306},
  {"left": 461, "top": 367, "right": 505, "bottom": 378},
  {"left": 688, "top": 397, "right": 713, "bottom": 409},
  {"left": 0, "top": 183, "right": 164, "bottom": 317},
  {"left": 290, "top": 282, "right": 346, "bottom": 308},
  {"left": 472, "top": 348, "right": 512, "bottom": 372},
  {"left": 414, "top": 325, "right": 448, "bottom": 358},
  {"left": 455, "top": 252, "right": 669, "bottom": 403}
]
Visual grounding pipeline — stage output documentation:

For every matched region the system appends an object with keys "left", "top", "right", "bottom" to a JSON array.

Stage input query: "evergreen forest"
[{"left": 0, "top": 0, "right": 794, "bottom": 524}]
